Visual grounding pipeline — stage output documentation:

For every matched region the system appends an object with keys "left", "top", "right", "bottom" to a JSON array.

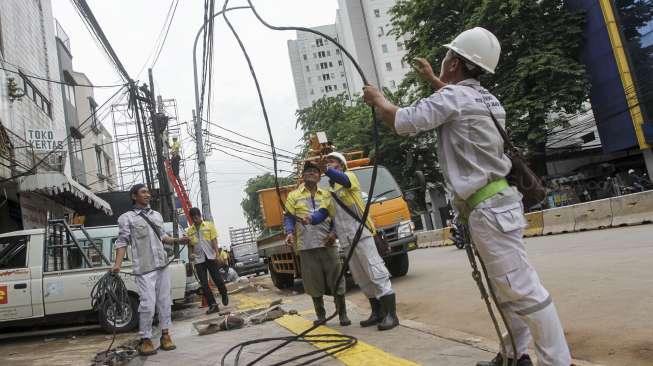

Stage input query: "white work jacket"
[{"left": 395, "top": 79, "right": 512, "bottom": 202}]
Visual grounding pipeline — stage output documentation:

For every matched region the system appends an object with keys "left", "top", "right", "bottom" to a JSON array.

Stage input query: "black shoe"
[
  {"left": 206, "top": 304, "right": 220, "bottom": 315},
  {"left": 377, "top": 293, "right": 399, "bottom": 331},
  {"left": 312, "top": 297, "right": 326, "bottom": 326},
  {"left": 476, "top": 353, "right": 533, "bottom": 366},
  {"left": 221, "top": 293, "right": 229, "bottom": 306},
  {"left": 360, "top": 298, "right": 382, "bottom": 327},
  {"left": 334, "top": 295, "right": 351, "bottom": 326}
]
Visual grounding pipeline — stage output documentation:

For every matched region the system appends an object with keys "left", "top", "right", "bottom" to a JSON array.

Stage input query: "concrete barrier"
[
  {"left": 415, "top": 227, "right": 454, "bottom": 248},
  {"left": 610, "top": 190, "right": 653, "bottom": 226},
  {"left": 573, "top": 198, "right": 613, "bottom": 231},
  {"left": 523, "top": 211, "right": 544, "bottom": 237},
  {"left": 542, "top": 206, "right": 576, "bottom": 235}
]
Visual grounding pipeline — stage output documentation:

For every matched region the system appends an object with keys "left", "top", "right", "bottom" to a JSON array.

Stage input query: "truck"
[
  {"left": 0, "top": 220, "right": 189, "bottom": 333},
  {"left": 256, "top": 133, "right": 417, "bottom": 289},
  {"left": 228, "top": 226, "right": 267, "bottom": 277}
]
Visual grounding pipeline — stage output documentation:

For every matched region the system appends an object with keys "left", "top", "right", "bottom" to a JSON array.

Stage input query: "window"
[
  {"left": 335, "top": 49, "right": 340, "bottom": 55},
  {"left": 330, "top": 73, "right": 335, "bottom": 79},
  {"left": 338, "top": 60, "right": 343, "bottom": 66},
  {"left": 385, "top": 62, "right": 392, "bottom": 71},
  {"left": 326, "top": 50, "right": 331, "bottom": 56},
  {"left": 63, "top": 72, "right": 76, "bottom": 107},
  {"left": 89, "top": 99, "right": 99, "bottom": 133},
  {"left": 343, "top": 83, "right": 347, "bottom": 89},
  {"left": 378, "top": 26, "right": 384, "bottom": 36},
  {"left": 320, "top": 87, "right": 324, "bottom": 93},
  {"left": 340, "top": 72, "right": 345, "bottom": 78},
  {"left": 397, "top": 42, "right": 404, "bottom": 51},
  {"left": 318, "top": 51, "right": 326, "bottom": 58},
  {"left": 374, "top": 9, "right": 380, "bottom": 18},
  {"left": 320, "top": 62, "right": 328, "bottom": 69},
  {"left": 381, "top": 44, "right": 388, "bottom": 53},
  {"left": 334, "top": 84, "right": 338, "bottom": 91},
  {"left": 325, "top": 85, "right": 333, "bottom": 92},
  {"left": 307, "top": 77, "right": 312, "bottom": 84},
  {"left": 0, "top": 236, "right": 28, "bottom": 270},
  {"left": 322, "top": 73, "right": 330, "bottom": 81},
  {"left": 316, "top": 38, "right": 324, "bottom": 47},
  {"left": 313, "top": 52, "right": 317, "bottom": 58},
  {"left": 305, "top": 65, "right": 310, "bottom": 72},
  {"left": 105, "top": 156, "right": 111, "bottom": 177},
  {"left": 21, "top": 74, "right": 52, "bottom": 118},
  {"left": 310, "top": 89, "right": 314, "bottom": 95},
  {"left": 389, "top": 80, "right": 396, "bottom": 88},
  {"left": 303, "top": 54, "right": 307, "bottom": 60},
  {"left": 96, "top": 146, "right": 104, "bottom": 177}
]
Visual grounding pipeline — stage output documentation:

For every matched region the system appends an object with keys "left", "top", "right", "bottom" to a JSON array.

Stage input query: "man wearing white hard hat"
[
  {"left": 363, "top": 27, "right": 571, "bottom": 365},
  {"left": 306, "top": 151, "right": 399, "bottom": 331}
]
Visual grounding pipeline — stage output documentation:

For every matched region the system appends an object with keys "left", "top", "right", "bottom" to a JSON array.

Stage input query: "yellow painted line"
[
  {"left": 233, "top": 293, "right": 293, "bottom": 311},
  {"left": 598, "top": 0, "right": 650, "bottom": 149},
  {"left": 275, "top": 314, "right": 420, "bottom": 366}
]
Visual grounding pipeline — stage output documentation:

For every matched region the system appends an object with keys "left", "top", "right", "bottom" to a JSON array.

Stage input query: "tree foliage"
[
  {"left": 241, "top": 173, "right": 294, "bottom": 232},
  {"left": 389, "top": 0, "right": 590, "bottom": 173}
]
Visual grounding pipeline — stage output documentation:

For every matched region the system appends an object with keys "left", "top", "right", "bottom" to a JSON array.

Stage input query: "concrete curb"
[{"left": 398, "top": 319, "right": 604, "bottom": 366}]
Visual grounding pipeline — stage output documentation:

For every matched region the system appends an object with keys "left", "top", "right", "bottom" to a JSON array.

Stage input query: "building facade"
[
  {"left": 0, "top": 0, "right": 111, "bottom": 232},
  {"left": 287, "top": 0, "right": 409, "bottom": 110},
  {"left": 73, "top": 71, "right": 117, "bottom": 193}
]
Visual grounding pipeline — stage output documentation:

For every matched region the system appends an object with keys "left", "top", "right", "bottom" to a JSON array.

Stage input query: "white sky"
[{"left": 52, "top": 0, "right": 339, "bottom": 244}]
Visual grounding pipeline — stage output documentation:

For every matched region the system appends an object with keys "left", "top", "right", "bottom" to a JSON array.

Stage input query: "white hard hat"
[
  {"left": 326, "top": 152, "right": 348, "bottom": 170},
  {"left": 444, "top": 27, "right": 501, "bottom": 74}
]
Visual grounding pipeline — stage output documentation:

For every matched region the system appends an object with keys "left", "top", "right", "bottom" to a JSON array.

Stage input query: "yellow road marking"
[{"left": 275, "top": 314, "right": 420, "bottom": 366}]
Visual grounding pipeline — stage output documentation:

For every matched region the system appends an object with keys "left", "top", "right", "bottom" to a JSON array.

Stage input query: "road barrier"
[
  {"left": 524, "top": 211, "right": 544, "bottom": 237},
  {"left": 610, "top": 190, "right": 653, "bottom": 226},
  {"left": 416, "top": 228, "right": 444, "bottom": 248},
  {"left": 572, "top": 198, "right": 613, "bottom": 231},
  {"left": 542, "top": 206, "right": 576, "bottom": 235}
]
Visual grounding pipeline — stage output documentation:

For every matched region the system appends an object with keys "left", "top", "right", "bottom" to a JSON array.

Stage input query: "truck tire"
[
  {"left": 388, "top": 252, "right": 409, "bottom": 277},
  {"left": 269, "top": 263, "right": 294, "bottom": 289},
  {"left": 99, "top": 293, "right": 139, "bottom": 333}
]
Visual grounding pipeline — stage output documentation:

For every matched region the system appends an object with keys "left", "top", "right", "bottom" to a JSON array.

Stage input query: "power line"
[
  {"left": 150, "top": 0, "right": 180, "bottom": 70},
  {"left": 202, "top": 118, "right": 297, "bottom": 155},
  {"left": 205, "top": 131, "right": 296, "bottom": 160},
  {"left": 0, "top": 62, "right": 126, "bottom": 88}
]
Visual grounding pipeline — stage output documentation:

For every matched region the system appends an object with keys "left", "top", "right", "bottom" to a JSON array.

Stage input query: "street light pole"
[{"left": 192, "top": 6, "right": 249, "bottom": 221}]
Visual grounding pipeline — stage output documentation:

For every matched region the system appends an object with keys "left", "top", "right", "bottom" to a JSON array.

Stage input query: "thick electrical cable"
[{"left": 215, "top": 1, "right": 381, "bottom": 365}]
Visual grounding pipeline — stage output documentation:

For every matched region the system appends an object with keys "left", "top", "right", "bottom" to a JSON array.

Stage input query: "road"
[{"left": 347, "top": 224, "right": 653, "bottom": 366}]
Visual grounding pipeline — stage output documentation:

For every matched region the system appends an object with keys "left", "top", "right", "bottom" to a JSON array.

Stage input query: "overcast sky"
[{"left": 52, "top": 0, "right": 339, "bottom": 245}]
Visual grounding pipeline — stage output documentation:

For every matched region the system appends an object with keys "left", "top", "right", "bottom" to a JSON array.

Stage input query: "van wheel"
[{"left": 99, "top": 294, "right": 139, "bottom": 333}]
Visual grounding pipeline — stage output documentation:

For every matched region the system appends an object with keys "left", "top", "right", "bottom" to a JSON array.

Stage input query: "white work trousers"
[
  {"left": 135, "top": 267, "right": 172, "bottom": 339},
  {"left": 344, "top": 235, "right": 393, "bottom": 299},
  {"left": 469, "top": 201, "right": 571, "bottom": 366}
]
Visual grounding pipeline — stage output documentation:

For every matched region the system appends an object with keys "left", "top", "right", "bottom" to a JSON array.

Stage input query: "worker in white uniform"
[
  {"left": 362, "top": 27, "right": 571, "bottom": 366},
  {"left": 313, "top": 152, "right": 399, "bottom": 331},
  {"left": 112, "top": 184, "right": 189, "bottom": 356}
]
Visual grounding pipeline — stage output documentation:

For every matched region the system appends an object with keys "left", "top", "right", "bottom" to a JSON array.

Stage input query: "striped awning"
[{"left": 18, "top": 172, "right": 112, "bottom": 216}]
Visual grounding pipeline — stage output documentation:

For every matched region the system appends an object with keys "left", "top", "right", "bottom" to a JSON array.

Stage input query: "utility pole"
[
  {"left": 192, "top": 109, "right": 212, "bottom": 219},
  {"left": 147, "top": 69, "right": 178, "bottom": 238}
]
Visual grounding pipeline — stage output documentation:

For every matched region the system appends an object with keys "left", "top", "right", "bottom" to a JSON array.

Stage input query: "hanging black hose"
[{"left": 216, "top": 1, "right": 382, "bottom": 365}]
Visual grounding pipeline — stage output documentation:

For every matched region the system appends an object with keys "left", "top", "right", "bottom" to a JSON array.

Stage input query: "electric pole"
[{"left": 193, "top": 109, "right": 212, "bottom": 220}]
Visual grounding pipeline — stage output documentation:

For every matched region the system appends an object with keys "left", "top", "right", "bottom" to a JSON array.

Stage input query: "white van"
[{"left": 0, "top": 223, "right": 193, "bottom": 333}]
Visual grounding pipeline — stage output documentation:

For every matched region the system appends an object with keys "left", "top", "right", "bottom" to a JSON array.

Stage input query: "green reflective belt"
[{"left": 466, "top": 178, "right": 509, "bottom": 209}]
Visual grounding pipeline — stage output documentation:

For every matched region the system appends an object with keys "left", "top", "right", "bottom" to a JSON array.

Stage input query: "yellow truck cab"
[{"left": 0, "top": 223, "right": 188, "bottom": 333}]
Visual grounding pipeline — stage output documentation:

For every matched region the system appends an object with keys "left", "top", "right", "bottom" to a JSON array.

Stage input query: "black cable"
[
  {"left": 202, "top": 118, "right": 297, "bottom": 155},
  {"left": 0, "top": 63, "right": 127, "bottom": 88},
  {"left": 218, "top": 1, "right": 381, "bottom": 364}
]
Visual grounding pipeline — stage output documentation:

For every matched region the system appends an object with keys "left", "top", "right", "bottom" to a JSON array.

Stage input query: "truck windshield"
[{"left": 320, "top": 166, "right": 402, "bottom": 202}]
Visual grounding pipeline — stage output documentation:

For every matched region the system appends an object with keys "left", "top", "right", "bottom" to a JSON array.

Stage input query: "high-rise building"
[
  {"left": 287, "top": 0, "right": 409, "bottom": 110},
  {"left": 287, "top": 24, "right": 352, "bottom": 110}
]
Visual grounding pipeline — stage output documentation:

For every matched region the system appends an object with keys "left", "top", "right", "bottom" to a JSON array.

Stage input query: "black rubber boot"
[
  {"left": 312, "top": 297, "right": 326, "bottom": 326},
  {"left": 476, "top": 353, "right": 533, "bottom": 366},
  {"left": 359, "top": 298, "right": 382, "bottom": 327},
  {"left": 377, "top": 293, "right": 399, "bottom": 331},
  {"left": 334, "top": 295, "right": 351, "bottom": 326}
]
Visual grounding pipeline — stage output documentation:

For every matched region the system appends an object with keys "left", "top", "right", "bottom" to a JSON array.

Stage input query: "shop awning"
[{"left": 18, "top": 172, "right": 113, "bottom": 216}]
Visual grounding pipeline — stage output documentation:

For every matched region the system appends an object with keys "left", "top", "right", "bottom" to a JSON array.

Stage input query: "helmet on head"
[
  {"left": 444, "top": 27, "right": 501, "bottom": 74},
  {"left": 326, "top": 152, "right": 348, "bottom": 170}
]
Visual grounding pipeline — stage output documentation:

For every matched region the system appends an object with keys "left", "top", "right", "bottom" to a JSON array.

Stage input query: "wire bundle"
[{"left": 90, "top": 271, "right": 131, "bottom": 356}]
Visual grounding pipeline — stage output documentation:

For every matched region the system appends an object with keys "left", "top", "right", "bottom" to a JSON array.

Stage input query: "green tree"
[
  {"left": 389, "top": 0, "right": 590, "bottom": 174},
  {"left": 241, "top": 173, "right": 294, "bottom": 233},
  {"left": 295, "top": 93, "right": 441, "bottom": 196}
]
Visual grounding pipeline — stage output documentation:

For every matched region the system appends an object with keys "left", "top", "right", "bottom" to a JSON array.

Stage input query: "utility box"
[{"left": 257, "top": 185, "right": 294, "bottom": 228}]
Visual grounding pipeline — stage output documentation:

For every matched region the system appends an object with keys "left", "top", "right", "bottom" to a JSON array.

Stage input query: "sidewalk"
[{"left": 126, "top": 280, "right": 602, "bottom": 366}]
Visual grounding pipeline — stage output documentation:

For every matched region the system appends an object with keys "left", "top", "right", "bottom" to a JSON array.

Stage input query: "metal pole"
[
  {"left": 192, "top": 6, "right": 250, "bottom": 221},
  {"left": 130, "top": 83, "right": 153, "bottom": 190}
]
